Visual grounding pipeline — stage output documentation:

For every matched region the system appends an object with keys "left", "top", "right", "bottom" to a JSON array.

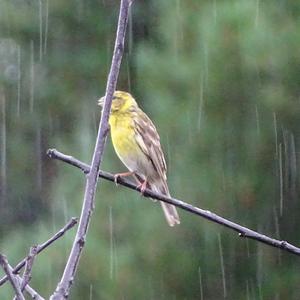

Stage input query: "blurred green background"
[{"left": 0, "top": 0, "right": 300, "bottom": 299}]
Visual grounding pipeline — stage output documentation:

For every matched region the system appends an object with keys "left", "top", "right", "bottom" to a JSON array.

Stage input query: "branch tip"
[{"left": 47, "top": 148, "right": 56, "bottom": 158}]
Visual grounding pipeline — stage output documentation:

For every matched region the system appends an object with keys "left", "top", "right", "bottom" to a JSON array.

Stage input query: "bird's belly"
[
  {"left": 110, "top": 116, "right": 158, "bottom": 181},
  {"left": 111, "top": 129, "right": 156, "bottom": 180}
]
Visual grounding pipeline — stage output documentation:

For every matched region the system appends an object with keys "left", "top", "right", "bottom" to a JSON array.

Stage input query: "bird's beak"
[{"left": 98, "top": 96, "right": 105, "bottom": 107}]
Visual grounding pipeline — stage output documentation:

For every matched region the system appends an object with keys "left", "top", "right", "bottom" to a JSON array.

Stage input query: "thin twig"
[
  {"left": 1, "top": 256, "right": 45, "bottom": 300},
  {"left": 8, "top": 261, "right": 45, "bottom": 300},
  {"left": 47, "top": 148, "right": 300, "bottom": 257},
  {"left": 20, "top": 246, "right": 38, "bottom": 291},
  {"left": 50, "top": 1, "right": 132, "bottom": 299},
  {"left": 0, "top": 254, "right": 25, "bottom": 300},
  {"left": 3, "top": 260, "right": 45, "bottom": 300},
  {"left": 0, "top": 217, "right": 78, "bottom": 287},
  {"left": 23, "top": 283, "right": 45, "bottom": 300}
]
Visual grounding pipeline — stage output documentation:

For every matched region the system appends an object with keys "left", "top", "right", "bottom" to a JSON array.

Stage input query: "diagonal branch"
[
  {"left": 0, "top": 254, "right": 25, "bottom": 300},
  {"left": 20, "top": 246, "right": 38, "bottom": 292},
  {"left": 50, "top": 1, "right": 132, "bottom": 299},
  {"left": 21, "top": 282, "right": 45, "bottom": 300},
  {"left": 47, "top": 148, "right": 300, "bottom": 257},
  {"left": 6, "top": 260, "right": 45, "bottom": 300},
  {"left": 0, "top": 217, "right": 78, "bottom": 287}
]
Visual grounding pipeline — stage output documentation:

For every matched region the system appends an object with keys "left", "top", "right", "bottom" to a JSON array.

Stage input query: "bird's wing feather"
[
  {"left": 133, "top": 108, "right": 180, "bottom": 226},
  {"left": 133, "top": 109, "right": 167, "bottom": 181}
]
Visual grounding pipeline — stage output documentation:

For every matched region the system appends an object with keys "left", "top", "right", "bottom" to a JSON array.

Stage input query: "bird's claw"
[
  {"left": 113, "top": 171, "right": 134, "bottom": 186},
  {"left": 114, "top": 174, "right": 120, "bottom": 186}
]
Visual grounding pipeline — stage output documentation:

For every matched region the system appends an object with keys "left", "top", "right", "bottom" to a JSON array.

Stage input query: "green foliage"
[{"left": 0, "top": 0, "right": 299, "bottom": 299}]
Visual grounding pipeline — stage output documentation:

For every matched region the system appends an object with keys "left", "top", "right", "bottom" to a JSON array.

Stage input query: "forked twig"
[
  {"left": 0, "top": 254, "right": 25, "bottom": 300},
  {"left": 0, "top": 218, "right": 78, "bottom": 287},
  {"left": 20, "top": 246, "right": 38, "bottom": 292}
]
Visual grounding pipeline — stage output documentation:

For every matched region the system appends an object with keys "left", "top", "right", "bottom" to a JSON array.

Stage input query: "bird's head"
[{"left": 98, "top": 91, "right": 137, "bottom": 113}]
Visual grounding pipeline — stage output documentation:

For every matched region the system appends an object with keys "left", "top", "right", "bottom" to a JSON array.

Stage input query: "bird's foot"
[
  {"left": 137, "top": 180, "right": 148, "bottom": 195},
  {"left": 114, "top": 171, "right": 134, "bottom": 186}
]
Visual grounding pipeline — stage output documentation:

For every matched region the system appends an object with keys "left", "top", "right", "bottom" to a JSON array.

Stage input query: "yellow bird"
[{"left": 98, "top": 91, "right": 180, "bottom": 226}]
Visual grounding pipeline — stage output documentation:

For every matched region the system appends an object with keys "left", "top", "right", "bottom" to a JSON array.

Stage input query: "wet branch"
[
  {"left": 49, "top": 1, "right": 132, "bottom": 299},
  {"left": 19, "top": 246, "right": 38, "bottom": 293},
  {"left": 19, "top": 279, "right": 44, "bottom": 300},
  {"left": 5, "top": 259, "right": 44, "bottom": 300},
  {"left": 47, "top": 148, "right": 300, "bottom": 257},
  {"left": 0, "top": 254, "right": 25, "bottom": 300},
  {"left": 0, "top": 217, "right": 78, "bottom": 287},
  {"left": 21, "top": 283, "right": 44, "bottom": 300}
]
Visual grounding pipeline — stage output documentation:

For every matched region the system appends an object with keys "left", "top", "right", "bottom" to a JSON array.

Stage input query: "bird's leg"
[
  {"left": 137, "top": 179, "right": 148, "bottom": 195},
  {"left": 114, "top": 171, "right": 135, "bottom": 185},
  {"left": 132, "top": 174, "right": 153, "bottom": 197},
  {"left": 131, "top": 174, "right": 147, "bottom": 195},
  {"left": 132, "top": 174, "right": 142, "bottom": 185}
]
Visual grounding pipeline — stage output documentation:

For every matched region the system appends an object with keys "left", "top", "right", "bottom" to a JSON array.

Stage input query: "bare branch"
[
  {"left": 50, "top": 1, "right": 132, "bottom": 299},
  {"left": 0, "top": 218, "right": 78, "bottom": 287},
  {"left": 9, "top": 262, "right": 45, "bottom": 300},
  {"left": 47, "top": 148, "right": 300, "bottom": 257},
  {"left": 12, "top": 264, "right": 45, "bottom": 300},
  {"left": 23, "top": 283, "right": 45, "bottom": 300},
  {"left": 1, "top": 259, "right": 44, "bottom": 300},
  {"left": 0, "top": 254, "right": 25, "bottom": 300},
  {"left": 20, "top": 246, "right": 38, "bottom": 292}
]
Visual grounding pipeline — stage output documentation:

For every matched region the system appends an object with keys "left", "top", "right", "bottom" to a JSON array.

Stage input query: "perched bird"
[{"left": 98, "top": 91, "right": 180, "bottom": 226}]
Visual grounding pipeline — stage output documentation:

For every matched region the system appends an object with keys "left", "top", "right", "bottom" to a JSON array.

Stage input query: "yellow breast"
[{"left": 109, "top": 113, "right": 140, "bottom": 170}]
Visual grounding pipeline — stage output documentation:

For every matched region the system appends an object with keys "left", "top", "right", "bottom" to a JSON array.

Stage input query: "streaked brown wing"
[{"left": 133, "top": 108, "right": 167, "bottom": 181}]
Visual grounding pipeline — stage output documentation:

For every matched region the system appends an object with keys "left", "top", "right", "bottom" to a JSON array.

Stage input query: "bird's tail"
[{"left": 150, "top": 181, "right": 180, "bottom": 227}]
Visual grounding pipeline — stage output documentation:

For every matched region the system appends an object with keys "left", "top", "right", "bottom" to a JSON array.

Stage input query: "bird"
[{"left": 98, "top": 91, "right": 180, "bottom": 227}]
